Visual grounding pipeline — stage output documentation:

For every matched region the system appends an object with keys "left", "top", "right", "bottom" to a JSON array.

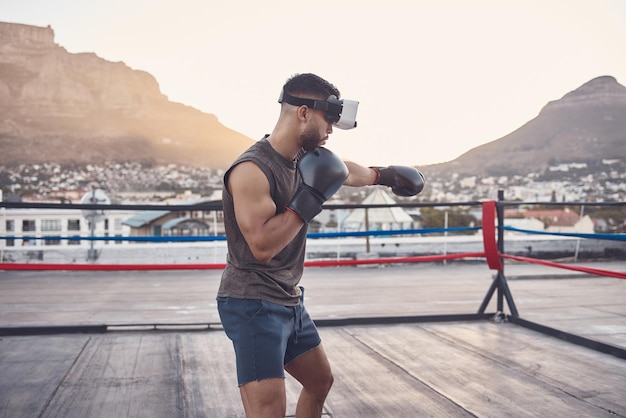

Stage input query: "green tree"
[{"left": 421, "top": 207, "right": 477, "bottom": 235}]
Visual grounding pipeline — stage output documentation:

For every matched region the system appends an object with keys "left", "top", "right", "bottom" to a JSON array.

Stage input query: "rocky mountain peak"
[
  {"left": 425, "top": 76, "right": 626, "bottom": 177},
  {"left": 540, "top": 75, "right": 626, "bottom": 113},
  {"left": 0, "top": 21, "right": 166, "bottom": 116},
  {"left": 0, "top": 21, "right": 253, "bottom": 169},
  {"left": 0, "top": 21, "right": 55, "bottom": 48}
]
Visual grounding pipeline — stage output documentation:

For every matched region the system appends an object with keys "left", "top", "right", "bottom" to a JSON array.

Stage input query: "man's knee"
[
  {"left": 306, "top": 370, "right": 334, "bottom": 400},
  {"left": 322, "top": 371, "right": 334, "bottom": 396}
]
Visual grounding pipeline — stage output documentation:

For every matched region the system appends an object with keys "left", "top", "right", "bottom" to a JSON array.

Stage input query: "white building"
[
  {"left": 503, "top": 217, "right": 545, "bottom": 234},
  {"left": 1, "top": 207, "right": 133, "bottom": 248}
]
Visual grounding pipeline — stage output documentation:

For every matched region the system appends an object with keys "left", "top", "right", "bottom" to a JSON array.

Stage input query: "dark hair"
[{"left": 282, "top": 73, "right": 340, "bottom": 100}]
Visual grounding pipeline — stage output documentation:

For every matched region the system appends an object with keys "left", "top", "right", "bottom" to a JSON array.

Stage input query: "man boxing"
[{"left": 217, "top": 73, "right": 424, "bottom": 418}]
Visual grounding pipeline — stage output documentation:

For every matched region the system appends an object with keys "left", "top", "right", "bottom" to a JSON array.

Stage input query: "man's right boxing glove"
[
  {"left": 287, "top": 147, "right": 349, "bottom": 223},
  {"left": 372, "top": 166, "right": 425, "bottom": 197}
]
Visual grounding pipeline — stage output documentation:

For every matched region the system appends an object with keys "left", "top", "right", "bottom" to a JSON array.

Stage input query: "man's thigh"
[
  {"left": 240, "top": 377, "right": 286, "bottom": 417},
  {"left": 285, "top": 344, "right": 332, "bottom": 389},
  {"left": 218, "top": 297, "right": 293, "bottom": 385}
]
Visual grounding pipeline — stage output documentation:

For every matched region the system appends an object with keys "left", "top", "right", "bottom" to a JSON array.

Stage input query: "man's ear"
[{"left": 296, "top": 105, "right": 309, "bottom": 123}]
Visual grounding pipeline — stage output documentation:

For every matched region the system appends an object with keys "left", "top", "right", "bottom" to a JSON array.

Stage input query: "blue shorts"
[{"left": 217, "top": 290, "right": 321, "bottom": 386}]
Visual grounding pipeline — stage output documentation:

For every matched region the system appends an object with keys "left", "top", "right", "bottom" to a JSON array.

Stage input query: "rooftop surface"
[{"left": 1, "top": 261, "right": 625, "bottom": 417}]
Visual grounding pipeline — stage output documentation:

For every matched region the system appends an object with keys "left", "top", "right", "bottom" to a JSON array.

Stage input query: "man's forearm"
[{"left": 343, "top": 161, "right": 377, "bottom": 187}]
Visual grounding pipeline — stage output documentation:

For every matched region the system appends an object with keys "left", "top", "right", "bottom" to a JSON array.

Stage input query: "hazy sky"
[{"left": 3, "top": 0, "right": 626, "bottom": 166}]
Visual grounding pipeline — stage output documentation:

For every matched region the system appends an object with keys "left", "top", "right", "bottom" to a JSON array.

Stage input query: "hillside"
[
  {"left": 0, "top": 22, "right": 254, "bottom": 169},
  {"left": 1, "top": 22, "right": 625, "bottom": 177},
  {"left": 424, "top": 75, "right": 626, "bottom": 177}
]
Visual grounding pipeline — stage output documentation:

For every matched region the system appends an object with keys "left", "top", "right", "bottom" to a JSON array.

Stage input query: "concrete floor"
[{"left": 1, "top": 261, "right": 625, "bottom": 417}]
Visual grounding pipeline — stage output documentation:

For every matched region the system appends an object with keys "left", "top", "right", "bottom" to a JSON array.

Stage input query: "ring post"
[{"left": 478, "top": 190, "right": 519, "bottom": 317}]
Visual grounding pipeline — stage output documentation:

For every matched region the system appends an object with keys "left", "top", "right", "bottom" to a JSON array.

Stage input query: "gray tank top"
[{"left": 217, "top": 137, "right": 307, "bottom": 306}]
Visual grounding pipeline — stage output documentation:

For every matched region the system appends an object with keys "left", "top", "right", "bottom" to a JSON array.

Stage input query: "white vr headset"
[{"left": 278, "top": 89, "right": 359, "bottom": 130}]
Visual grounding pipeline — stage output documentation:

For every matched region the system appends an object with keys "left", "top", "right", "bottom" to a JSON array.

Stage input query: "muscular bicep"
[
  {"left": 228, "top": 162, "right": 276, "bottom": 238},
  {"left": 227, "top": 161, "right": 303, "bottom": 263}
]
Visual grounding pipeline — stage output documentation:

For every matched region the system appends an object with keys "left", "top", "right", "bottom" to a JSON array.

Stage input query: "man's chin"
[{"left": 300, "top": 134, "right": 327, "bottom": 152}]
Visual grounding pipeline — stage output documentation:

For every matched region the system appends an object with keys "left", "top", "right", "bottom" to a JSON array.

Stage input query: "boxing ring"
[{"left": 1, "top": 194, "right": 625, "bottom": 359}]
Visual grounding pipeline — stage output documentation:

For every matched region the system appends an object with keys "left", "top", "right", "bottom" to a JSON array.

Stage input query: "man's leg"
[
  {"left": 285, "top": 344, "right": 334, "bottom": 418},
  {"left": 239, "top": 377, "right": 286, "bottom": 418},
  {"left": 218, "top": 297, "right": 290, "bottom": 417}
]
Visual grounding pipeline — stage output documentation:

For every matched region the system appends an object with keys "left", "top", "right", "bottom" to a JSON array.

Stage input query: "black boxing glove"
[
  {"left": 287, "top": 147, "right": 349, "bottom": 223},
  {"left": 372, "top": 166, "right": 425, "bottom": 197}
]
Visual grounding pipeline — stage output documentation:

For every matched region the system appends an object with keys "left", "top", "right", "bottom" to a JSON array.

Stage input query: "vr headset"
[{"left": 278, "top": 89, "right": 359, "bottom": 130}]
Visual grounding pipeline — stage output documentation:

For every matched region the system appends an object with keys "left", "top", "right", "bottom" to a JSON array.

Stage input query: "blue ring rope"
[
  {"left": 0, "top": 226, "right": 480, "bottom": 242},
  {"left": 501, "top": 226, "right": 626, "bottom": 242},
  {"left": 3, "top": 226, "right": 624, "bottom": 242}
]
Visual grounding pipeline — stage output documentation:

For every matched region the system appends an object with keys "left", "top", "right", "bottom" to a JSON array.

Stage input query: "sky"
[{"left": 2, "top": 0, "right": 626, "bottom": 167}]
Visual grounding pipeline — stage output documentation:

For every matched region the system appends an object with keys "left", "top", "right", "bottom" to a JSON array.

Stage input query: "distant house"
[
  {"left": 503, "top": 217, "right": 545, "bottom": 232},
  {"left": 549, "top": 215, "right": 594, "bottom": 234},
  {"left": 122, "top": 197, "right": 224, "bottom": 238},
  {"left": 123, "top": 210, "right": 173, "bottom": 237},
  {"left": 341, "top": 189, "right": 415, "bottom": 232},
  {"left": 504, "top": 208, "right": 594, "bottom": 233},
  {"left": 161, "top": 217, "right": 211, "bottom": 237},
  {"left": 592, "top": 218, "right": 609, "bottom": 232}
]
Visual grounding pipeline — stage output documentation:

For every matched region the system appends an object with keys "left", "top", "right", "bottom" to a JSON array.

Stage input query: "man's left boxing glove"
[
  {"left": 372, "top": 166, "right": 425, "bottom": 197},
  {"left": 287, "top": 147, "right": 349, "bottom": 223}
]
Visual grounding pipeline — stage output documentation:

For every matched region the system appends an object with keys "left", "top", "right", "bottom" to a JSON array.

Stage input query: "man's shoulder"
[{"left": 234, "top": 138, "right": 270, "bottom": 163}]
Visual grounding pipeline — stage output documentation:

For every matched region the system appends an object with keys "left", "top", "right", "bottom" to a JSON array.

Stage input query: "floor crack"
[
  {"left": 342, "top": 328, "right": 479, "bottom": 417},
  {"left": 37, "top": 336, "right": 92, "bottom": 418}
]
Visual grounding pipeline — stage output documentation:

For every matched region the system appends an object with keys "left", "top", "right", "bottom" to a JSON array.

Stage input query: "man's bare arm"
[
  {"left": 343, "top": 161, "right": 377, "bottom": 187},
  {"left": 228, "top": 161, "right": 303, "bottom": 264}
]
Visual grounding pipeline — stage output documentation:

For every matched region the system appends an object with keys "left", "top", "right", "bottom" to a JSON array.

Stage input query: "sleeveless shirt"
[{"left": 217, "top": 137, "right": 307, "bottom": 306}]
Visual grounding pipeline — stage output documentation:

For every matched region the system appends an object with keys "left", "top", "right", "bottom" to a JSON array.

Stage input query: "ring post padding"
[{"left": 482, "top": 200, "right": 503, "bottom": 270}]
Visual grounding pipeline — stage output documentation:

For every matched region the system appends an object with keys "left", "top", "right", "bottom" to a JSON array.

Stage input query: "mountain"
[
  {"left": 424, "top": 75, "right": 626, "bottom": 177},
  {"left": 0, "top": 22, "right": 254, "bottom": 169},
  {"left": 2, "top": 22, "right": 625, "bottom": 177}
]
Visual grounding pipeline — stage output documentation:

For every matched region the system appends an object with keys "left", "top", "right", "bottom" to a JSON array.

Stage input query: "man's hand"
[
  {"left": 372, "top": 166, "right": 425, "bottom": 196},
  {"left": 287, "top": 148, "right": 349, "bottom": 223}
]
